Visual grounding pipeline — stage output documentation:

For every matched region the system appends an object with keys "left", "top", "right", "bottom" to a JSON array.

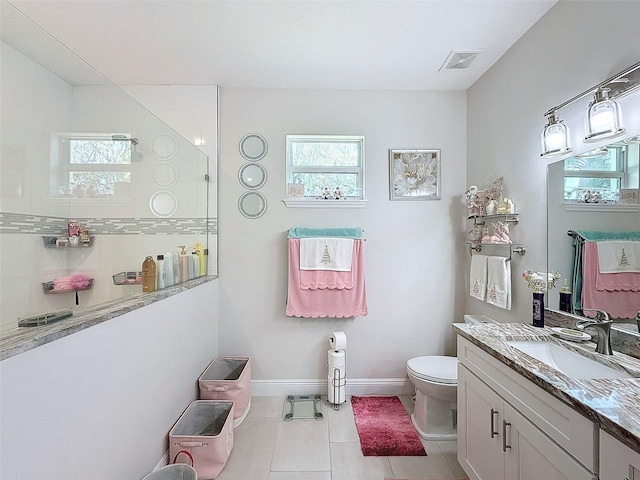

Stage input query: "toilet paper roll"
[
  {"left": 328, "top": 331, "right": 347, "bottom": 350},
  {"left": 328, "top": 364, "right": 346, "bottom": 379},
  {"left": 328, "top": 349, "right": 346, "bottom": 370}
]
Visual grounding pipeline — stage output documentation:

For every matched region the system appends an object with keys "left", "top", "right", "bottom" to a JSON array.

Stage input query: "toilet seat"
[{"left": 407, "top": 356, "right": 457, "bottom": 384}]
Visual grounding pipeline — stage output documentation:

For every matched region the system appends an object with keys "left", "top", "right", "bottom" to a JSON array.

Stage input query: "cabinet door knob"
[
  {"left": 502, "top": 420, "right": 512, "bottom": 452},
  {"left": 490, "top": 408, "right": 499, "bottom": 438}
]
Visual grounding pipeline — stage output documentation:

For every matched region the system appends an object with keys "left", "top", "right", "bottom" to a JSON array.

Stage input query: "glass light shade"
[
  {"left": 584, "top": 88, "right": 625, "bottom": 142},
  {"left": 540, "top": 113, "right": 572, "bottom": 158}
]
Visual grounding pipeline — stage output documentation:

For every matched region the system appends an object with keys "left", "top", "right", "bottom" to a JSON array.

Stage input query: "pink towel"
[
  {"left": 583, "top": 241, "right": 640, "bottom": 319},
  {"left": 300, "top": 269, "right": 354, "bottom": 290},
  {"left": 286, "top": 238, "right": 367, "bottom": 318}
]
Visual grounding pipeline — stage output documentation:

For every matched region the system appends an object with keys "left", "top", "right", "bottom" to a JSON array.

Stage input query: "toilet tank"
[{"left": 463, "top": 314, "right": 498, "bottom": 324}]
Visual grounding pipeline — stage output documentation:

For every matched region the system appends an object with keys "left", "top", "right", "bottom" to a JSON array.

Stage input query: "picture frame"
[
  {"left": 389, "top": 149, "right": 441, "bottom": 200},
  {"left": 287, "top": 183, "right": 305, "bottom": 198},
  {"left": 619, "top": 188, "right": 639, "bottom": 204}
]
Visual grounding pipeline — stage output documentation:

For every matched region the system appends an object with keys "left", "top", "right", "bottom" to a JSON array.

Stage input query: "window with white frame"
[
  {"left": 285, "top": 135, "right": 365, "bottom": 200},
  {"left": 563, "top": 142, "right": 639, "bottom": 203},
  {"left": 55, "top": 134, "right": 133, "bottom": 197}
]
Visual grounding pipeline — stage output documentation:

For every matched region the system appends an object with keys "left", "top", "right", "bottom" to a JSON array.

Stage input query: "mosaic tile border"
[{"left": 0, "top": 212, "right": 217, "bottom": 235}]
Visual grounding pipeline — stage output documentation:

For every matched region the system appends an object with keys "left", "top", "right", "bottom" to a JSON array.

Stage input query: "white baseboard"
[{"left": 250, "top": 377, "right": 414, "bottom": 396}]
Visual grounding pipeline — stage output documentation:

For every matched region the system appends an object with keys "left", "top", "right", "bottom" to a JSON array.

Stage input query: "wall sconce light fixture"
[
  {"left": 540, "top": 110, "right": 572, "bottom": 158},
  {"left": 540, "top": 61, "right": 639, "bottom": 158}
]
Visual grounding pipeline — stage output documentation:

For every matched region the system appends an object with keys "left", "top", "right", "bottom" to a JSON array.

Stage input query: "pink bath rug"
[{"left": 351, "top": 395, "right": 426, "bottom": 456}]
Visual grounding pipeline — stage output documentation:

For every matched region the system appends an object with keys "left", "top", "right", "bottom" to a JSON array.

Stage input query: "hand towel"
[
  {"left": 583, "top": 241, "right": 640, "bottom": 319},
  {"left": 286, "top": 238, "right": 367, "bottom": 318},
  {"left": 597, "top": 241, "right": 640, "bottom": 273},
  {"left": 469, "top": 254, "right": 488, "bottom": 301},
  {"left": 300, "top": 238, "right": 354, "bottom": 271},
  {"left": 486, "top": 256, "right": 511, "bottom": 310}
]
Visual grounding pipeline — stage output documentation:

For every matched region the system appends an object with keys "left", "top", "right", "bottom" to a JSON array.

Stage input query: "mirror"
[
  {"left": 239, "top": 133, "right": 268, "bottom": 161},
  {"left": 238, "top": 163, "right": 267, "bottom": 190},
  {"left": 238, "top": 192, "right": 267, "bottom": 218},
  {"left": 547, "top": 133, "right": 640, "bottom": 335}
]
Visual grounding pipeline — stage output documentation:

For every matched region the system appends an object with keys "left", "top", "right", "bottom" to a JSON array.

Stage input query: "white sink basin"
[{"left": 505, "top": 341, "right": 631, "bottom": 379}]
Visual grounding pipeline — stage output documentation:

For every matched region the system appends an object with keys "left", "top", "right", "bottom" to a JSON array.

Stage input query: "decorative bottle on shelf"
[
  {"left": 142, "top": 256, "right": 157, "bottom": 293},
  {"left": 559, "top": 280, "right": 572, "bottom": 313},
  {"left": 532, "top": 286, "right": 545, "bottom": 327}
]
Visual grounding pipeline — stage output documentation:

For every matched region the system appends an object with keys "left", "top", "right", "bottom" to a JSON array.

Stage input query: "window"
[
  {"left": 563, "top": 142, "right": 639, "bottom": 203},
  {"left": 286, "top": 135, "right": 365, "bottom": 200},
  {"left": 54, "top": 133, "right": 134, "bottom": 197}
]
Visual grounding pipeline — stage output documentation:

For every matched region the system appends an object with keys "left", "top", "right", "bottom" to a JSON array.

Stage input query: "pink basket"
[
  {"left": 199, "top": 356, "right": 251, "bottom": 427},
  {"left": 169, "top": 401, "right": 234, "bottom": 480}
]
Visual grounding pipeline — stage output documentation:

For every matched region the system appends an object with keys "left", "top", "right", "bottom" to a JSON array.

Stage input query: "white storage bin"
[
  {"left": 199, "top": 356, "right": 251, "bottom": 428},
  {"left": 169, "top": 400, "right": 234, "bottom": 480}
]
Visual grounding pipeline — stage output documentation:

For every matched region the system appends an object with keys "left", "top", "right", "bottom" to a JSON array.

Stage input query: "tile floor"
[{"left": 216, "top": 395, "right": 469, "bottom": 480}]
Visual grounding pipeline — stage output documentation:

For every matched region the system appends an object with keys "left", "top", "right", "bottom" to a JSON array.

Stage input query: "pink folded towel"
[
  {"left": 583, "top": 241, "right": 640, "bottom": 319},
  {"left": 300, "top": 269, "right": 354, "bottom": 290},
  {"left": 286, "top": 238, "right": 367, "bottom": 318}
]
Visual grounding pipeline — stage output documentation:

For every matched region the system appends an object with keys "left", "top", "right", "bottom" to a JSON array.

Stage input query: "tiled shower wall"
[
  {"left": 0, "top": 213, "right": 217, "bottom": 331},
  {"left": 1, "top": 40, "right": 218, "bottom": 331}
]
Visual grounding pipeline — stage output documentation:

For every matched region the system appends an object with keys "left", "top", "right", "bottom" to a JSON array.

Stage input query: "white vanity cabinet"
[
  {"left": 457, "top": 336, "right": 597, "bottom": 480},
  {"left": 600, "top": 430, "right": 640, "bottom": 480}
]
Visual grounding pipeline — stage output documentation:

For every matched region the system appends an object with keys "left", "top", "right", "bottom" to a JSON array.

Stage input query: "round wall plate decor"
[
  {"left": 238, "top": 162, "right": 267, "bottom": 190},
  {"left": 238, "top": 191, "right": 267, "bottom": 218},
  {"left": 239, "top": 133, "right": 268, "bottom": 161},
  {"left": 149, "top": 191, "right": 178, "bottom": 218}
]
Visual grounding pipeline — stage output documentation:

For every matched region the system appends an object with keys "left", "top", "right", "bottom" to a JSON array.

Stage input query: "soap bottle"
[
  {"left": 194, "top": 242, "right": 205, "bottom": 276},
  {"left": 142, "top": 256, "right": 157, "bottom": 293},
  {"left": 164, "top": 251, "right": 174, "bottom": 287},
  {"left": 178, "top": 246, "right": 189, "bottom": 283},
  {"left": 156, "top": 254, "right": 165, "bottom": 289},
  {"left": 559, "top": 279, "right": 572, "bottom": 313}
]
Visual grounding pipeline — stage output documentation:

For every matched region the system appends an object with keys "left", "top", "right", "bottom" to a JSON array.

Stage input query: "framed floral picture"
[{"left": 389, "top": 149, "right": 441, "bottom": 200}]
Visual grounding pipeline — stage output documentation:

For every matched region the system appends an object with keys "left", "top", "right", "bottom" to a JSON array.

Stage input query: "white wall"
[
  {"left": 0, "top": 280, "right": 219, "bottom": 480},
  {"left": 218, "top": 88, "right": 467, "bottom": 391},
  {"left": 466, "top": 0, "right": 640, "bottom": 322}
]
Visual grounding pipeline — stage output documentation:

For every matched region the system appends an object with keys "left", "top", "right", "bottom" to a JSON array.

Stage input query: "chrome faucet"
[{"left": 576, "top": 309, "right": 613, "bottom": 355}]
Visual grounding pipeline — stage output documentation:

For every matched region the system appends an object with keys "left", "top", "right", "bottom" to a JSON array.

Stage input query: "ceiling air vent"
[{"left": 440, "top": 51, "right": 481, "bottom": 71}]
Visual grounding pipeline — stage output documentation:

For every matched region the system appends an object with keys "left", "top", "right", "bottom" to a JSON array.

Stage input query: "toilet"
[{"left": 406, "top": 314, "right": 495, "bottom": 440}]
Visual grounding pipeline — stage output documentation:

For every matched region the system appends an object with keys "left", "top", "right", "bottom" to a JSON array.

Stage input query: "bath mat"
[{"left": 351, "top": 395, "right": 426, "bottom": 456}]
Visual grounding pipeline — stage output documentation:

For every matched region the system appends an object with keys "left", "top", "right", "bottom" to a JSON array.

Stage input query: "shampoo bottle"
[
  {"left": 178, "top": 246, "right": 189, "bottom": 283},
  {"left": 142, "top": 256, "right": 156, "bottom": 293},
  {"left": 194, "top": 242, "right": 205, "bottom": 276},
  {"left": 156, "top": 254, "right": 165, "bottom": 289},
  {"left": 191, "top": 248, "right": 199, "bottom": 279},
  {"left": 173, "top": 251, "right": 180, "bottom": 285},
  {"left": 163, "top": 251, "right": 174, "bottom": 287}
]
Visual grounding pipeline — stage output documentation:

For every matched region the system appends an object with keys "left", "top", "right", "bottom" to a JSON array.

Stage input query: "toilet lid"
[{"left": 407, "top": 356, "right": 457, "bottom": 384}]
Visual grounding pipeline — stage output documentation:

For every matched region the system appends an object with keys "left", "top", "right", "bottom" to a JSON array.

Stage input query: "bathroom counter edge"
[
  {"left": 454, "top": 322, "right": 640, "bottom": 454},
  {"left": 0, "top": 275, "right": 218, "bottom": 362}
]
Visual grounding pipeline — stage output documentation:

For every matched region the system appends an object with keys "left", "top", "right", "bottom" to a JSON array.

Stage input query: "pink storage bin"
[
  {"left": 199, "top": 356, "right": 251, "bottom": 428},
  {"left": 169, "top": 400, "right": 234, "bottom": 480}
]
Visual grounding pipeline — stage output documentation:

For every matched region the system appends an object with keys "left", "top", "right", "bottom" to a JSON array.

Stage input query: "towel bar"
[{"left": 467, "top": 242, "right": 526, "bottom": 261}]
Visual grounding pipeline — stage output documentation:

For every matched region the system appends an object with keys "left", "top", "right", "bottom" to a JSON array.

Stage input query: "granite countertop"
[
  {"left": 454, "top": 322, "right": 640, "bottom": 454},
  {"left": 0, "top": 275, "right": 217, "bottom": 362}
]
